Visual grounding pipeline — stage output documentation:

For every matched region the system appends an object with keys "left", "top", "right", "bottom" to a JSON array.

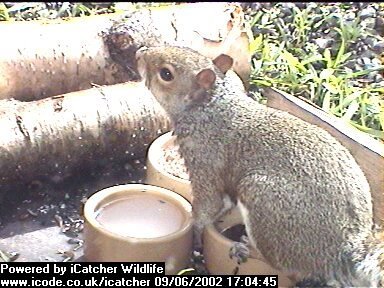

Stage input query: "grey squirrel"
[{"left": 136, "top": 45, "right": 384, "bottom": 286}]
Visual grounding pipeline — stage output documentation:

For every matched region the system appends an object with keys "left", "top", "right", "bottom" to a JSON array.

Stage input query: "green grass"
[
  {"left": 248, "top": 3, "right": 384, "bottom": 141},
  {"left": 0, "top": 2, "right": 116, "bottom": 20}
]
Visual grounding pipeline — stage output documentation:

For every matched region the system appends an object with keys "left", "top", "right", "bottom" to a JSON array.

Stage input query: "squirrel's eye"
[{"left": 159, "top": 68, "right": 174, "bottom": 82}]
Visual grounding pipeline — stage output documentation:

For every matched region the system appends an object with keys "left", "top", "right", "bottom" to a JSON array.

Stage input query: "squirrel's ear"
[
  {"left": 188, "top": 69, "right": 216, "bottom": 103},
  {"left": 213, "top": 54, "right": 233, "bottom": 74},
  {"left": 196, "top": 69, "right": 216, "bottom": 90}
]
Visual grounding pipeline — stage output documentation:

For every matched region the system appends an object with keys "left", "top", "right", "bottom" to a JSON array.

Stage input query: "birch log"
[
  {"left": 0, "top": 3, "right": 251, "bottom": 101},
  {"left": 0, "top": 82, "right": 170, "bottom": 202}
]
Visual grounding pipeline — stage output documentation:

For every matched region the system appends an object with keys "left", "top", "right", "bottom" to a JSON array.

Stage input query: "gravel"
[
  {"left": 241, "top": 2, "right": 384, "bottom": 88},
  {"left": 240, "top": 2, "right": 384, "bottom": 109}
]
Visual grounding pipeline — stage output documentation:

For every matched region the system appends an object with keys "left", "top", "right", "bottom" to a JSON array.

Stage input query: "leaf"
[
  {"left": 342, "top": 100, "right": 359, "bottom": 120},
  {"left": 281, "top": 51, "right": 307, "bottom": 72},
  {"left": 322, "top": 82, "right": 338, "bottom": 94},
  {"left": 333, "top": 27, "right": 346, "bottom": 68},
  {"left": 337, "top": 51, "right": 352, "bottom": 65},
  {"left": 323, "top": 48, "right": 333, "bottom": 68},
  {"left": 380, "top": 105, "right": 384, "bottom": 132},
  {"left": 252, "top": 59, "right": 263, "bottom": 73},
  {"left": 251, "top": 79, "right": 272, "bottom": 87},
  {"left": 6, "top": 2, "right": 40, "bottom": 13},
  {"left": 319, "top": 68, "right": 334, "bottom": 80},
  {"left": 0, "top": 2, "right": 10, "bottom": 21},
  {"left": 250, "top": 10, "right": 263, "bottom": 27},
  {"left": 301, "top": 55, "right": 324, "bottom": 66},
  {"left": 322, "top": 91, "right": 332, "bottom": 112},
  {"left": 350, "top": 122, "right": 384, "bottom": 139},
  {"left": 343, "top": 66, "right": 384, "bottom": 79},
  {"left": 338, "top": 90, "right": 365, "bottom": 110},
  {"left": 261, "top": 13, "right": 270, "bottom": 26},
  {"left": 249, "top": 34, "right": 263, "bottom": 55}
]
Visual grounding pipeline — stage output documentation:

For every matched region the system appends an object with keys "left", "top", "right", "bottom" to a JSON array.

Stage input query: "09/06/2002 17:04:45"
[
  {"left": 227, "top": 276, "right": 277, "bottom": 287},
  {"left": 154, "top": 275, "right": 278, "bottom": 287}
]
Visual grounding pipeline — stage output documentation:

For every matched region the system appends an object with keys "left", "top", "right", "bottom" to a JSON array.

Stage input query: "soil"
[
  {"left": 0, "top": 157, "right": 147, "bottom": 261},
  {"left": 159, "top": 144, "right": 189, "bottom": 180}
]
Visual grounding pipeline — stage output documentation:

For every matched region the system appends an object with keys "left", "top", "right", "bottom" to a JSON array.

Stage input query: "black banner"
[{"left": 0, "top": 262, "right": 278, "bottom": 287}]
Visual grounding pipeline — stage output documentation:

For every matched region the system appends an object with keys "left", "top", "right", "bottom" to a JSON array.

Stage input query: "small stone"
[
  {"left": 364, "top": 18, "right": 376, "bottom": 29},
  {"left": 371, "top": 58, "right": 382, "bottom": 68},
  {"left": 314, "top": 38, "right": 333, "bottom": 49},
  {"left": 362, "top": 37, "right": 376, "bottom": 48},
  {"left": 294, "top": 3, "right": 307, "bottom": 9},
  {"left": 374, "top": 74, "right": 384, "bottom": 82},
  {"left": 329, "top": 6, "right": 339, "bottom": 13},
  {"left": 360, "top": 50, "right": 377, "bottom": 59},
  {"left": 374, "top": 17, "right": 384, "bottom": 35},
  {"left": 279, "top": 3, "right": 296, "bottom": 9},
  {"left": 354, "top": 64, "right": 364, "bottom": 71},
  {"left": 343, "top": 67, "right": 354, "bottom": 75},
  {"left": 325, "top": 15, "right": 339, "bottom": 27},
  {"left": 362, "top": 57, "right": 372, "bottom": 65},
  {"left": 345, "top": 11, "right": 356, "bottom": 21},
  {"left": 360, "top": 6, "right": 376, "bottom": 20}
]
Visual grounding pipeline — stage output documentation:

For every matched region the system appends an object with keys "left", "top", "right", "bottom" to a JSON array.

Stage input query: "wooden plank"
[{"left": 264, "top": 87, "right": 384, "bottom": 226}]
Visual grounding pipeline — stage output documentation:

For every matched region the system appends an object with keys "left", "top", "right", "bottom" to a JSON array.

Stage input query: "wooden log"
[
  {"left": 264, "top": 87, "right": 384, "bottom": 226},
  {"left": 0, "top": 81, "right": 170, "bottom": 203},
  {"left": 0, "top": 3, "right": 251, "bottom": 101}
]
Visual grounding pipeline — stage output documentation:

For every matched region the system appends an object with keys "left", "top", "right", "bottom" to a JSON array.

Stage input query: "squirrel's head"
[{"left": 136, "top": 46, "right": 233, "bottom": 119}]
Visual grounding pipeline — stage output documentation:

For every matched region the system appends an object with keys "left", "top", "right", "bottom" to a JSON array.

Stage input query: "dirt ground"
[{"left": 0, "top": 157, "right": 147, "bottom": 262}]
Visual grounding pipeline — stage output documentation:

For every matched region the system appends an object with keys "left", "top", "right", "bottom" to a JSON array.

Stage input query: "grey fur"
[{"left": 136, "top": 46, "right": 383, "bottom": 286}]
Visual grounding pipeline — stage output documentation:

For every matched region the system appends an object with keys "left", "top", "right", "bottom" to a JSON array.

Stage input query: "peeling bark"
[
  {"left": 0, "top": 82, "right": 170, "bottom": 202},
  {"left": 0, "top": 3, "right": 251, "bottom": 101}
]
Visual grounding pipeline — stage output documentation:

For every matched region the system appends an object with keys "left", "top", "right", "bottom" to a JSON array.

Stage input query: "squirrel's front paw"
[{"left": 229, "top": 235, "right": 250, "bottom": 265}]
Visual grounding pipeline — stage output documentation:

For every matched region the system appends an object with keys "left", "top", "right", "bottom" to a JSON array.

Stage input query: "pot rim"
[
  {"left": 147, "top": 131, "right": 191, "bottom": 185},
  {"left": 204, "top": 207, "right": 260, "bottom": 259},
  {"left": 84, "top": 183, "right": 193, "bottom": 243}
]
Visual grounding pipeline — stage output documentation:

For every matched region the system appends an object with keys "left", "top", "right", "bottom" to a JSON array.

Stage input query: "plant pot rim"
[
  {"left": 204, "top": 207, "right": 260, "bottom": 259},
  {"left": 84, "top": 183, "right": 193, "bottom": 243},
  {"left": 147, "top": 131, "right": 191, "bottom": 185}
]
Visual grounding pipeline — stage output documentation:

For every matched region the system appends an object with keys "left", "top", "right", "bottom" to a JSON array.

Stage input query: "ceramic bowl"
[
  {"left": 146, "top": 132, "right": 192, "bottom": 202},
  {"left": 203, "top": 207, "right": 293, "bottom": 287},
  {"left": 83, "top": 184, "right": 193, "bottom": 275}
]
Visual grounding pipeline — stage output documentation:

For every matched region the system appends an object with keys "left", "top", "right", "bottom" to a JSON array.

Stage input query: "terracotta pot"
[
  {"left": 146, "top": 132, "right": 192, "bottom": 202},
  {"left": 83, "top": 184, "right": 193, "bottom": 275},
  {"left": 203, "top": 207, "right": 293, "bottom": 287}
]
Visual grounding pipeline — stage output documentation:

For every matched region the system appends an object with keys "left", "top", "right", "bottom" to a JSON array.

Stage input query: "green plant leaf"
[
  {"left": 281, "top": 51, "right": 307, "bottom": 72},
  {"left": 337, "top": 51, "right": 352, "bottom": 66},
  {"left": 333, "top": 27, "right": 346, "bottom": 68},
  {"left": 252, "top": 59, "right": 263, "bottom": 73},
  {"left": 323, "top": 48, "right": 333, "bottom": 68},
  {"left": 249, "top": 34, "right": 263, "bottom": 55},
  {"left": 0, "top": 2, "right": 10, "bottom": 21},
  {"left": 319, "top": 68, "right": 335, "bottom": 79},
  {"left": 301, "top": 55, "right": 324, "bottom": 66},
  {"left": 343, "top": 66, "right": 384, "bottom": 79},
  {"left": 380, "top": 106, "right": 384, "bottom": 133},
  {"left": 322, "top": 82, "right": 338, "bottom": 94},
  {"left": 251, "top": 79, "right": 272, "bottom": 87},
  {"left": 349, "top": 122, "right": 384, "bottom": 139},
  {"left": 322, "top": 91, "right": 332, "bottom": 112},
  {"left": 338, "top": 90, "right": 365, "bottom": 110},
  {"left": 342, "top": 100, "right": 359, "bottom": 120}
]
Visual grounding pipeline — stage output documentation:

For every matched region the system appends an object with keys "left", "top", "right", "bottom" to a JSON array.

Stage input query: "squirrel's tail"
[{"left": 354, "top": 230, "right": 384, "bottom": 286}]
